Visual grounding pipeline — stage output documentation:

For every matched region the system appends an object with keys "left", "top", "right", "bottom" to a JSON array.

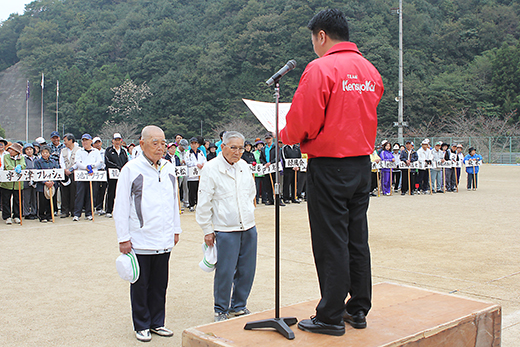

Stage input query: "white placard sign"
[
  {"left": 74, "top": 170, "right": 107, "bottom": 181},
  {"left": 467, "top": 159, "right": 482, "bottom": 166},
  {"left": 398, "top": 162, "right": 420, "bottom": 169},
  {"left": 436, "top": 160, "right": 453, "bottom": 168},
  {"left": 242, "top": 99, "right": 292, "bottom": 133},
  {"left": 285, "top": 158, "right": 308, "bottom": 170},
  {"left": 174, "top": 166, "right": 188, "bottom": 177},
  {"left": 0, "top": 169, "right": 65, "bottom": 182},
  {"left": 188, "top": 167, "right": 201, "bottom": 178},
  {"left": 108, "top": 168, "right": 120, "bottom": 179}
]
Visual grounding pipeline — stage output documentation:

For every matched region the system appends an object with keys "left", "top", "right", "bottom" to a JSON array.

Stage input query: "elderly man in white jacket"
[
  {"left": 196, "top": 131, "right": 257, "bottom": 322},
  {"left": 114, "top": 125, "right": 182, "bottom": 342}
]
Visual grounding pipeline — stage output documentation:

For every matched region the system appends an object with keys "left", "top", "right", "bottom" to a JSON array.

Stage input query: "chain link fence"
[{"left": 376, "top": 137, "right": 520, "bottom": 164}]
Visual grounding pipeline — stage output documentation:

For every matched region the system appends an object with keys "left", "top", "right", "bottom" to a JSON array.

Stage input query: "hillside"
[{"left": 0, "top": 0, "right": 519, "bottom": 139}]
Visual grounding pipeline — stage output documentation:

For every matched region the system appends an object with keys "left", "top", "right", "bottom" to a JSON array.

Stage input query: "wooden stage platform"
[{"left": 182, "top": 282, "right": 501, "bottom": 347}]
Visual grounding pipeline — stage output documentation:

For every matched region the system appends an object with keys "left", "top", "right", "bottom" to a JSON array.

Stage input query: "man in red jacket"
[{"left": 280, "top": 9, "right": 384, "bottom": 336}]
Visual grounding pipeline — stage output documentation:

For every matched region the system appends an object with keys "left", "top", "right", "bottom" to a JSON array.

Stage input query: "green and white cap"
[
  {"left": 199, "top": 242, "right": 217, "bottom": 272},
  {"left": 116, "top": 249, "right": 140, "bottom": 283}
]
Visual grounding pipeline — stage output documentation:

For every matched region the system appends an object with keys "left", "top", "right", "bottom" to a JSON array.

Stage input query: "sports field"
[{"left": 1, "top": 165, "right": 519, "bottom": 346}]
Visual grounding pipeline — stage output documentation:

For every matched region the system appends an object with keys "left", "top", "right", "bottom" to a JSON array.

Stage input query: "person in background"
[
  {"left": 455, "top": 144, "right": 464, "bottom": 187},
  {"left": 32, "top": 142, "right": 41, "bottom": 157},
  {"left": 281, "top": 142, "right": 302, "bottom": 203},
  {"left": 215, "top": 131, "right": 225, "bottom": 155},
  {"left": 392, "top": 143, "right": 401, "bottom": 192},
  {"left": 92, "top": 137, "right": 107, "bottom": 215},
  {"left": 35, "top": 146, "right": 59, "bottom": 223},
  {"left": 176, "top": 139, "right": 190, "bottom": 208},
  {"left": 49, "top": 131, "right": 65, "bottom": 162},
  {"left": 196, "top": 131, "right": 257, "bottom": 323},
  {"left": 464, "top": 147, "right": 482, "bottom": 190},
  {"left": 114, "top": 125, "right": 181, "bottom": 343},
  {"left": 59, "top": 133, "right": 80, "bottom": 218},
  {"left": 449, "top": 144, "right": 460, "bottom": 191},
  {"left": 416, "top": 139, "right": 433, "bottom": 194},
  {"left": 72, "top": 134, "right": 103, "bottom": 221},
  {"left": 379, "top": 142, "right": 394, "bottom": 195},
  {"left": 204, "top": 140, "right": 210, "bottom": 154},
  {"left": 0, "top": 137, "right": 7, "bottom": 170},
  {"left": 259, "top": 132, "right": 275, "bottom": 205},
  {"left": 369, "top": 149, "right": 381, "bottom": 197},
  {"left": 1, "top": 143, "right": 26, "bottom": 225},
  {"left": 207, "top": 143, "right": 218, "bottom": 161},
  {"left": 164, "top": 143, "right": 178, "bottom": 164},
  {"left": 440, "top": 142, "right": 451, "bottom": 191},
  {"left": 104, "top": 133, "right": 128, "bottom": 218},
  {"left": 174, "top": 134, "right": 183, "bottom": 146},
  {"left": 431, "top": 141, "right": 444, "bottom": 193},
  {"left": 127, "top": 143, "right": 136, "bottom": 160},
  {"left": 186, "top": 137, "right": 206, "bottom": 212},
  {"left": 197, "top": 136, "right": 207, "bottom": 157},
  {"left": 22, "top": 143, "right": 38, "bottom": 220},
  {"left": 241, "top": 141, "right": 255, "bottom": 164},
  {"left": 400, "top": 141, "right": 418, "bottom": 195},
  {"left": 253, "top": 140, "right": 266, "bottom": 204}
]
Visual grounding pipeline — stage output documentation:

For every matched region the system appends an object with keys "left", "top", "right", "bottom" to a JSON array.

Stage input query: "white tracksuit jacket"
[{"left": 114, "top": 154, "right": 182, "bottom": 251}]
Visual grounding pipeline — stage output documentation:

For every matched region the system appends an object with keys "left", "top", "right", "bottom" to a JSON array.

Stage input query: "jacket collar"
[
  {"left": 323, "top": 42, "right": 361, "bottom": 58},
  {"left": 217, "top": 154, "right": 237, "bottom": 179}
]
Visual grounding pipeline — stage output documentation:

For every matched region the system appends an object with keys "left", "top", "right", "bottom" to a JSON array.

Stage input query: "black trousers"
[
  {"left": 401, "top": 169, "right": 416, "bottom": 193},
  {"left": 417, "top": 170, "right": 429, "bottom": 192},
  {"left": 1, "top": 188, "right": 21, "bottom": 220},
  {"left": 263, "top": 175, "right": 273, "bottom": 203},
  {"left": 95, "top": 181, "right": 107, "bottom": 211},
  {"left": 444, "top": 168, "right": 454, "bottom": 190},
  {"left": 106, "top": 179, "right": 118, "bottom": 214},
  {"left": 392, "top": 170, "right": 401, "bottom": 190},
  {"left": 282, "top": 168, "right": 297, "bottom": 201},
  {"left": 61, "top": 177, "right": 76, "bottom": 216},
  {"left": 297, "top": 171, "right": 306, "bottom": 198},
  {"left": 307, "top": 156, "right": 372, "bottom": 325},
  {"left": 131, "top": 252, "right": 170, "bottom": 331},
  {"left": 38, "top": 191, "right": 52, "bottom": 220},
  {"left": 467, "top": 172, "right": 478, "bottom": 189},
  {"left": 74, "top": 181, "right": 96, "bottom": 217},
  {"left": 254, "top": 177, "right": 265, "bottom": 203},
  {"left": 188, "top": 180, "right": 199, "bottom": 207}
]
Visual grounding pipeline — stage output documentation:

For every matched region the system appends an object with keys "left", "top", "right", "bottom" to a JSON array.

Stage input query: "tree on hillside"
[{"left": 107, "top": 79, "right": 152, "bottom": 123}]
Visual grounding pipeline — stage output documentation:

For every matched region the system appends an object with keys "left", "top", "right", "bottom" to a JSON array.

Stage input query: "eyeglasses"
[{"left": 224, "top": 144, "right": 245, "bottom": 153}]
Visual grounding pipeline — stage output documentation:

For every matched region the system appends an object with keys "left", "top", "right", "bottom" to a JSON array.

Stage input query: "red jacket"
[{"left": 280, "top": 42, "right": 384, "bottom": 158}]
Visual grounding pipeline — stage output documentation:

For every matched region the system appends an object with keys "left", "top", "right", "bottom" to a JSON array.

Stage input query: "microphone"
[{"left": 265, "top": 60, "right": 297, "bottom": 86}]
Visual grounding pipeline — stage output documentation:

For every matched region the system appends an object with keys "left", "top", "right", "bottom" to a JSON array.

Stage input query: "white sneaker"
[
  {"left": 13, "top": 217, "right": 21, "bottom": 224},
  {"left": 105, "top": 213, "right": 112, "bottom": 218},
  {"left": 96, "top": 209, "right": 106, "bottom": 215},
  {"left": 189, "top": 207, "right": 195, "bottom": 212},
  {"left": 150, "top": 326, "right": 173, "bottom": 337},
  {"left": 214, "top": 312, "right": 229, "bottom": 322},
  {"left": 135, "top": 329, "right": 151, "bottom": 342},
  {"left": 6, "top": 218, "right": 12, "bottom": 225},
  {"left": 72, "top": 216, "right": 79, "bottom": 221},
  {"left": 85, "top": 215, "right": 93, "bottom": 221}
]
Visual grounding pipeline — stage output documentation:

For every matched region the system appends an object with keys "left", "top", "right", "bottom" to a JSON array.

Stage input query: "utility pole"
[{"left": 391, "top": 1, "right": 406, "bottom": 144}]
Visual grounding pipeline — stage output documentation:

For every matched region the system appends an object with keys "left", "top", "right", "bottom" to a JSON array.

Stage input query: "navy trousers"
[
  {"left": 307, "top": 156, "right": 372, "bottom": 325},
  {"left": 131, "top": 252, "right": 170, "bottom": 331}
]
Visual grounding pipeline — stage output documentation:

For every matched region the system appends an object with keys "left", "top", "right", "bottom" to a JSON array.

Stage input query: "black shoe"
[
  {"left": 279, "top": 201, "right": 286, "bottom": 206},
  {"left": 283, "top": 199, "right": 291, "bottom": 204},
  {"left": 343, "top": 311, "right": 367, "bottom": 329},
  {"left": 60, "top": 213, "right": 69, "bottom": 218},
  {"left": 291, "top": 199, "right": 300, "bottom": 204},
  {"left": 297, "top": 316, "right": 345, "bottom": 336},
  {"left": 401, "top": 192, "right": 406, "bottom": 195},
  {"left": 265, "top": 201, "right": 274, "bottom": 206}
]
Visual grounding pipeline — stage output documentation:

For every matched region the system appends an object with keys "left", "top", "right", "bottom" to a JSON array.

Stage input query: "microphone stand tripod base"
[{"left": 244, "top": 317, "right": 298, "bottom": 340}]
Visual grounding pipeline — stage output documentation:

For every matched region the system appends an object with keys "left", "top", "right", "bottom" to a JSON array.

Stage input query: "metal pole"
[
  {"left": 56, "top": 80, "right": 59, "bottom": 132},
  {"left": 41, "top": 73, "right": 44, "bottom": 137},
  {"left": 397, "top": 0, "right": 404, "bottom": 144},
  {"left": 488, "top": 137, "right": 491, "bottom": 164},
  {"left": 510, "top": 136, "right": 512, "bottom": 164},
  {"left": 274, "top": 82, "right": 280, "bottom": 319},
  {"left": 200, "top": 120, "right": 203, "bottom": 137},
  {"left": 26, "top": 82, "right": 29, "bottom": 143}
]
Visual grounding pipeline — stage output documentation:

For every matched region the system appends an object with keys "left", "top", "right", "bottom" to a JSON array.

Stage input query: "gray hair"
[
  {"left": 141, "top": 125, "right": 164, "bottom": 140},
  {"left": 222, "top": 131, "right": 245, "bottom": 144}
]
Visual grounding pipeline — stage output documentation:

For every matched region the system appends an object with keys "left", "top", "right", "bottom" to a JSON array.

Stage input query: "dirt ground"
[{"left": 1, "top": 165, "right": 519, "bottom": 346}]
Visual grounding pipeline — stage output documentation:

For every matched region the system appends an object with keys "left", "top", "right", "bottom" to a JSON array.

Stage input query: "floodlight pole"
[{"left": 398, "top": 0, "right": 404, "bottom": 144}]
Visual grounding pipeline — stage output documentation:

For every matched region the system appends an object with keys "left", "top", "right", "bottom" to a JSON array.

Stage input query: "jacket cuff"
[{"left": 203, "top": 227, "right": 214, "bottom": 236}]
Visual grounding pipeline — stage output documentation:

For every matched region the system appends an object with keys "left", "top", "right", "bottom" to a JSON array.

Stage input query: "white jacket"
[
  {"left": 186, "top": 149, "right": 207, "bottom": 181},
  {"left": 114, "top": 154, "right": 182, "bottom": 251},
  {"left": 74, "top": 147, "right": 103, "bottom": 171},
  {"left": 196, "top": 154, "right": 256, "bottom": 235},
  {"left": 416, "top": 147, "right": 433, "bottom": 162}
]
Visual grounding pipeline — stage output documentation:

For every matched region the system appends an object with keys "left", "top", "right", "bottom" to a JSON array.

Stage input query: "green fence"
[{"left": 376, "top": 137, "right": 520, "bottom": 164}]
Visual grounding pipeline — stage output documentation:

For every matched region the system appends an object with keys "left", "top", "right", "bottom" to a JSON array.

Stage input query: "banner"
[
  {"left": 0, "top": 169, "right": 65, "bottom": 182},
  {"left": 108, "top": 168, "right": 120, "bottom": 179},
  {"left": 174, "top": 166, "right": 188, "bottom": 177},
  {"left": 74, "top": 170, "right": 107, "bottom": 181}
]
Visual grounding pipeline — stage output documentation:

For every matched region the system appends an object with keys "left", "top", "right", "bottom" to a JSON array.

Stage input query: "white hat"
[
  {"left": 92, "top": 137, "right": 102, "bottom": 143},
  {"left": 35, "top": 136, "right": 46, "bottom": 144},
  {"left": 113, "top": 133, "right": 122, "bottom": 139},
  {"left": 44, "top": 185, "right": 55, "bottom": 200},
  {"left": 421, "top": 139, "right": 429, "bottom": 145},
  {"left": 393, "top": 144, "right": 400, "bottom": 150},
  {"left": 199, "top": 242, "right": 217, "bottom": 272},
  {"left": 116, "top": 250, "right": 140, "bottom": 283}
]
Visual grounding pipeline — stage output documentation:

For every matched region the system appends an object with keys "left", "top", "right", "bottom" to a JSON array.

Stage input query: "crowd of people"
[{"left": 0, "top": 131, "right": 483, "bottom": 225}]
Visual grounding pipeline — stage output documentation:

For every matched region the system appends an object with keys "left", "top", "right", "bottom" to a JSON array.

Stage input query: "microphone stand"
[{"left": 244, "top": 81, "right": 297, "bottom": 339}]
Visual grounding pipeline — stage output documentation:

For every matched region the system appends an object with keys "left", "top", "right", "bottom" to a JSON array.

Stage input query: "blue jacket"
[{"left": 463, "top": 154, "right": 483, "bottom": 174}]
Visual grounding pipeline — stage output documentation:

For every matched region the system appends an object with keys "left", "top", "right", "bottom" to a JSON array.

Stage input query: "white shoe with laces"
[
  {"left": 105, "top": 213, "right": 112, "bottom": 218},
  {"left": 85, "top": 215, "right": 93, "bottom": 221},
  {"left": 72, "top": 216, "right": 79, "bottom": 221},
  {"left": 150, "top": 326, "right": 173, "bottom": 337},
  {"left": 135, "top": 329, "right": 151, "bottom": 342},
  {"left": 13, "top": 217, "right": 21, "bottom": 224},
  {"left": 6, "top": 218, "right": 12, "bottom": 225}
]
